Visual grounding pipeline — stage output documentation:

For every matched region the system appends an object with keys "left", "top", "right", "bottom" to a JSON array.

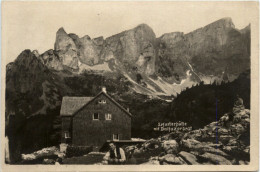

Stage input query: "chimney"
[{"left": 102, "top": 87, "right": 107, "bottom": 93}]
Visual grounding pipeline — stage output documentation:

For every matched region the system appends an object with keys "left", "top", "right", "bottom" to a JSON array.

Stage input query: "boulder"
[
  {"left": 222, "top": 145, "right": 244, "bottom": 158},
  {"left": 217, "top": 128, "right": 230, "bottom": 135},
  {"left": 181, "top": 139, "right": 201, "bottom": 149},
  {"left": 218, "top": 135, "right": 235, "bottom": 144},
  {"left": 42, "top": 158, "right": 55, "bottom": 164},
  {"left": 232, "top": 97, "right": 245, "bottom": 114},
  {"left": 179, "top": 151, "right": 199, "bottom": 165},
  {"left": 181, "top": 139, "right": 229, "bottom": 158},
  {"left": 159, "top": 154, "right": 186, "bottom": 165},
  {"left": 141, "top": 158, "right": 160, "bottom": 165},
  {"left": 230, "top": 123, "right": 245, "bottom": 136},
  {"left": 176, "top": 156, "right": 187, "bottom": 165},
  {"left": 207, "top": 143, "right": 223, "bottom": 149},
  {"left": 199, "top": 152, "right": 232, "bottom": 165},
  {"left": 162, "top": 140, "right": 179, "bottom": 154},
  {"left": 22, "top": 153, "right": 36, "bottom": 161},
  {"left": 201, "top": 146, "right": 229, "bottom": 158},
  {"left": 233, "top": 110, "right": 250, "bottom": 123},
  {"left": 21, "top": 146, "right": 60, "bottom": 164},
  {"left": 227, "top": 139, "right": 238, "bottom": 146},
  {"left": 220, "top": 114, "right": 229, "bottom": 122},
  {"left": 21, "top": 146, "right": 59, "bottom": 161}
]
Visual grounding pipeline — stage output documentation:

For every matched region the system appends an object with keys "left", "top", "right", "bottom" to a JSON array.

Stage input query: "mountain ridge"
[{"left": 6, "top": 17, "right": 250, "bottom": 98}]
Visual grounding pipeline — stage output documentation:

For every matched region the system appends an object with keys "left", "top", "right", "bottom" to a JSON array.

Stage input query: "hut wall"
[
  {"left": 72, "top": 94, "right": 131, "bottom": 149},
  {"left": 61, "top": 117, "right": 72, "bottom": 143}
]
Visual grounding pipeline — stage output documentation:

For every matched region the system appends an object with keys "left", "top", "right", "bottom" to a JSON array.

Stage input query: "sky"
[{"left": 2, "top": 1, "right": 257, "bottom": 64}]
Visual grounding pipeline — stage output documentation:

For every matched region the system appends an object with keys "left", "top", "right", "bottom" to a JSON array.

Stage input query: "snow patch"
[
  {"left": 123, "top": 73, "right": 163, "bottom": 98},
  {"left": 146, "top": 83, "right": 158, "bottom": 92},
  {"left": 158, "top": 70, "right": 196, "bottom": 93},
  {"left": 123, "top": 73, "right": 152, "bottom": 94},
  {"left": 187, "top": 61, "right": 201, "bottom": 80},
  {"left": 124, "top": 73, "right": 138, "bottom": 85},
  {"left": 148, "top": 77, "right": 177, "bottom": 95}
]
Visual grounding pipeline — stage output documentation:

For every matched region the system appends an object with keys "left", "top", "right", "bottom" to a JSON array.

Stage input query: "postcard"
[{"left": 1, "top": 1, "right": 259, "bottom": 171}]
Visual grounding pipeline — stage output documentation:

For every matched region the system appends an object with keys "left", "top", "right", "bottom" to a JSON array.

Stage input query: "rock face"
[
  {"left": 40, "top": 49, "right": 63, "bottom": 71},
  {"left": 6, "top": 50, "right": 49, "bottom": 96},
  {"left": 125, "top": 98, "right": 250, "bottom": 165},
  {"left": 35, "top": 18, "right": 250, "bottom": 97},
  {"left": 156, "top": 18, "right": 250, "bottom": 83},
  {"left": 102, "top": 24, "right": 157, "bottom": 75},
  {"left": 48, "top": 24, "right": 156, "bottom": 75},
  {"left": 41, "top": 18, "right": 250, "bottom": 97},
  {"left": 78, "top": 35, "right": 101, "bottom": 65},
  {"left": 21, "top": 146, "right": 65, "bottom": 164},
  {"left": 54, "top": 28, "right": 78, "bottom": 70},
  {"left": 199, "top": 152, "right": 232, "bottom": 165}
]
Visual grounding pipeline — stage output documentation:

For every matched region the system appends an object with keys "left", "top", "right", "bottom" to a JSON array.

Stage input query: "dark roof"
[
  {"left": 60, "top": 91, "right": 132, "bottom": 117},
  {"left": 60, "top": 97, "right": 93, "bottom": 116}
]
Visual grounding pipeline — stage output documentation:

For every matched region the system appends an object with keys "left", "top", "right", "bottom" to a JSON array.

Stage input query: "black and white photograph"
[{"left": 1, "top": 1, "right": 259, "bottom": 171}]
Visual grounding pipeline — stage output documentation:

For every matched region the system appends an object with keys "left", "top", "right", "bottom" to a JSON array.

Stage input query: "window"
[
  {"left": 93, "top": 113, "right": 99, "bottom": 120},
  {"left": 113, "top": 134, "right": 119, "bottom": 141},
  {"left": 98, "top": 100, "right": 106, "bottom": 104},
  {"left": 105, "top": 113, "right": 112, "bottom": 120},
  {"left": 64, "top": 131, "right": 71, "bottom": 139}
]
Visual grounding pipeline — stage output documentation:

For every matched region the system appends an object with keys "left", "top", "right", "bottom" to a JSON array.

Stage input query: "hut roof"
[
  {"left": 60, "top": 97, "right": 93, "bottom": 116},
  {"left": 60, "top": 91, "right": 132, "bottom": 117},
  {"left": 100, "top": 92, "right": 132, "bottom": 117}
]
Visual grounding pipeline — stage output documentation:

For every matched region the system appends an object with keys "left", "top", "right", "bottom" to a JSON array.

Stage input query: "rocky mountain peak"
[
  {"left": 186, "top": 17, "right": 235, "bottom": 38},
  {"left": 240, "top": 24, "right": 251, "bottom": 34},
  {"left": 14, "top": 50, "right": 42, "bottom": 67},
  {"left": 56, "top": 27, "right": 67, "bottom": 36},
  {"left": 134, "top": 23, "right": 156, "bottom": 41},
  {"left": 54, "top": 27, "right": 78, "bottom": 69},
  {"left": 19, "top": 18, "right": 249, "bottom": 97},
  {"left": 37, "top": 18, "right": 250, "bottom": 97},
  {"left": 81, "top": 35, "right": 91, "bottom": 40},
  {"left": 32, "top": 50, "right": 40, "bottom": 57},
  {"left": 159, "top": 32, "right": 184, "bottom": 46},
  {"left": 136, "top": 23, "right": 154, "bottom": 32},
  {"left": 55, "top": 27, "right": 76, "bottom": 50},
  {"left": 93, "top": 36, "right": 104, "bottom": 46},
  {"left": 213, "top": 17, "right": 235, "bottom": 28},
  {"left": 6, "top": 49, "right": 50, "bottom": 96}
]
